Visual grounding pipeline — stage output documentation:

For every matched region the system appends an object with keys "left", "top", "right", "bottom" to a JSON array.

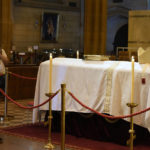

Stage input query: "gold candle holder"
[
  {"left": 44, "top": 92, "right": 54, "bottom": 149},
  {"left": 126, "top": 102, "right": 138, "bottom": 150}
]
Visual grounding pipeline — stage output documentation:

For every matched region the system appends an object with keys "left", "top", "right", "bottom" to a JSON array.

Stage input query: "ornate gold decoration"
[{"left": 104, "top": 62, "right": 120, "bottom": 114}]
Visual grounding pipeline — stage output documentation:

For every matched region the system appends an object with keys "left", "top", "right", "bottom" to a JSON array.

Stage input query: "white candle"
[
  {"left": 76, "top": 50, "right": 79, "bottom": 59},
  {"left": 49, "top": 53, "right": 53, "bottom": 93},
  {"left": 131, "top": 56, "right": 134, "bottom": 103}
]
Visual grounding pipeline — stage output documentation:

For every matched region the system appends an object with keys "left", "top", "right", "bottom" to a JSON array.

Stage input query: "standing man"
[
  {"left": 0, "top": 47, "right": 9, "bottom": 96},
  {"left": 0, "top": 46, "right": 9, "bottom": 143}
]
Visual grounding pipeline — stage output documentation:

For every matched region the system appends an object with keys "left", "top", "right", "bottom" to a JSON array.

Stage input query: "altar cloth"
[{"left": 33, "top": 58, "right": 150, "bottom": 131}]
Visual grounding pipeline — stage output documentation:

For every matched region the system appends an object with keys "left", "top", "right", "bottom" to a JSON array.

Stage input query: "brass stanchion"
[
  {"left": 61, "top": 84, "right": 66, "bottom": 150},
  {"left": 44, "top": 93, "right": 54, "bottom": 149},
  {"left": 4, "top": 68, "right": 8, "bottom": 119},
  {"left": 126, "top": 103, "right": 138, "bottom": 150},
  {"left": 0, "top": 68, "right": 13, "bottom": 123}
]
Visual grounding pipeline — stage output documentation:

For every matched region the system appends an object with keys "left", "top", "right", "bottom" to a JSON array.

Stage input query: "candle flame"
[{"left": 50, "top": 53, "right": 52, "bottom": 58}]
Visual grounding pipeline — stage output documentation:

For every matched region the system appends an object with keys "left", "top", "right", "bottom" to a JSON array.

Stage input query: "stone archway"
[
  {"left": 106, "top": 6, "right": 128, "bottom": 55},
  {"left": 113, "top": 23, "right": 128, "bottom": 54}
]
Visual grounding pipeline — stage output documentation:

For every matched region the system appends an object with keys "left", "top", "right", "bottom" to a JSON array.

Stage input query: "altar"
[{"left": 33, "top": 58, "right": 150, "bottom": 132}]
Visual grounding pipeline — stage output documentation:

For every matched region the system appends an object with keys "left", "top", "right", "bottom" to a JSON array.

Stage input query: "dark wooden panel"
[{"left": 6, "top": 65, "right": 39, "bottom": 100}]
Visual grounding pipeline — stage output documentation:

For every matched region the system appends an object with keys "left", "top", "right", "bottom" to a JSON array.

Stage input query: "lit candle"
[
  {"left": 49, "top": 53, "right": 53, "bottom": 93},
  {"left": 76, "top": 50, "right": 79, "bottom": 59},
  {"left": 131, "top": 56, "right": 134, "bottom": 103}
]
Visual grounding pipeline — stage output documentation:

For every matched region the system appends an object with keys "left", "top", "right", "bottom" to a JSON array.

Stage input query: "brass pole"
[
  {"left": 4, "top": 67, "right": 8, "bottom": 118},
  {"left": 0, "top": 68, "right": 14, "bottom": 122},
  {"left": 61, "top": 84, "right": 66, "bottom": 150},
  {"left": 127, "top": 103, "right": 138, "bottom": 150},
  {"left": 44, "top": 93, "right": 54, "bottom": 149},
  {"left": 129, "top": 105, "right": 134, "bottom": 150}
]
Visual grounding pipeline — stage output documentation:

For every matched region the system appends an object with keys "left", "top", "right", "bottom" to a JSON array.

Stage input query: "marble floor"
[
  {"left": 0, "top": 99, "right": 71, "bottom": 150},
  {"left": 0, "top": 99, "right": 34, "bottom": 128},
  {"left": 0, "top": 134, "right": 67, "bottom": 150}
]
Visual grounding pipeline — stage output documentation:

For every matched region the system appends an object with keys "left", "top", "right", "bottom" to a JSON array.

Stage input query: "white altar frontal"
[{"left": 33, "top": 58, "right": 150, "bottom": 131}]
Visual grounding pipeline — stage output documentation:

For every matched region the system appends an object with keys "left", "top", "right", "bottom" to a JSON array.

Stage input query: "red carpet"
[{"left": 0, "top": 123, "right": 150, "bottom": 150}]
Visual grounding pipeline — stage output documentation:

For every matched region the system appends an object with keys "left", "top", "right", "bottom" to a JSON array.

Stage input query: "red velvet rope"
[
  {"left": 8, "top": 71, "right": 37, "bottom": 80},
  {"left": 0, "top": 88, "right": 60, "bottom": 109},
  {"left": 67, "top": 91, "right": 150, "bottom": 119}
]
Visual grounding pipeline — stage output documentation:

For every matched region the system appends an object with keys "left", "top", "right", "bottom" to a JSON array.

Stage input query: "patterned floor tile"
[{"left": 0, "top": 99, "right": 43, "bottom": 128}]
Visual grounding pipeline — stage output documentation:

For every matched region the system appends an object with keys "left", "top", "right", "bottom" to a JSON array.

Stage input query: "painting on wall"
[{"left": 41, "top": 12, "right": 59, "bottom": 42}]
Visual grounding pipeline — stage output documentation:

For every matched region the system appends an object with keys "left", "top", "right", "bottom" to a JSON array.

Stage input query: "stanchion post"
[
  {"left": 61, "top": 84, "right": 66, "bottom": 150},
  {"left": 4, "top": 67, "right": 8, "bottom": 118},
  {"left": 127, "top": 103, "right": 138, "bottom": 150},
  {"left": 44, "top": 93, "right": 54, "bottom": 149}
]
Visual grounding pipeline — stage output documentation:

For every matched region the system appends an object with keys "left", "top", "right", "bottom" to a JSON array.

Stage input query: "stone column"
[
  {"left": 84, "top": 0, "right": 107, "bottom": 55},
  {"left": 0, "top": 0, "right": 13, "bottom": 54}
]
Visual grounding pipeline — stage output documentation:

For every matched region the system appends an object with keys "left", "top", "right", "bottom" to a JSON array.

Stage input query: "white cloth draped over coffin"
[{"left": 33, "top": 58, "right": 150, "bottom": 131}]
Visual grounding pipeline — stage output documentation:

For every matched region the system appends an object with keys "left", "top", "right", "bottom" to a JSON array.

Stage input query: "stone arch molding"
[{"left": 106, "top": 6, "right": 129, "bottom": 54}]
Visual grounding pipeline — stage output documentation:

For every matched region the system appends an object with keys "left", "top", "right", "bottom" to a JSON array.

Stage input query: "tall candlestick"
[
  {"left": 76, "top": 50, "right": 79, "bottom": 59},
  {"left": 131, "top": 56, "right": 134, "bottom": 103},
  {"left": 44, "top": 53, "right": 54, "bottom": 149},
  {"left": 49, "top": 53, "right": 52, "bottom": 93}
]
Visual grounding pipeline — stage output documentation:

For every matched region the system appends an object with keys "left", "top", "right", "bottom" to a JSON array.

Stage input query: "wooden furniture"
[
  {"left": 116, "top": 47, "right": 138, "bottom": 61},
  {"left": 6, "top": 64, "right": 39, "bottom": 100},
  {"left": 118, "top": 51, "right": 129, "bottom": 61}
]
